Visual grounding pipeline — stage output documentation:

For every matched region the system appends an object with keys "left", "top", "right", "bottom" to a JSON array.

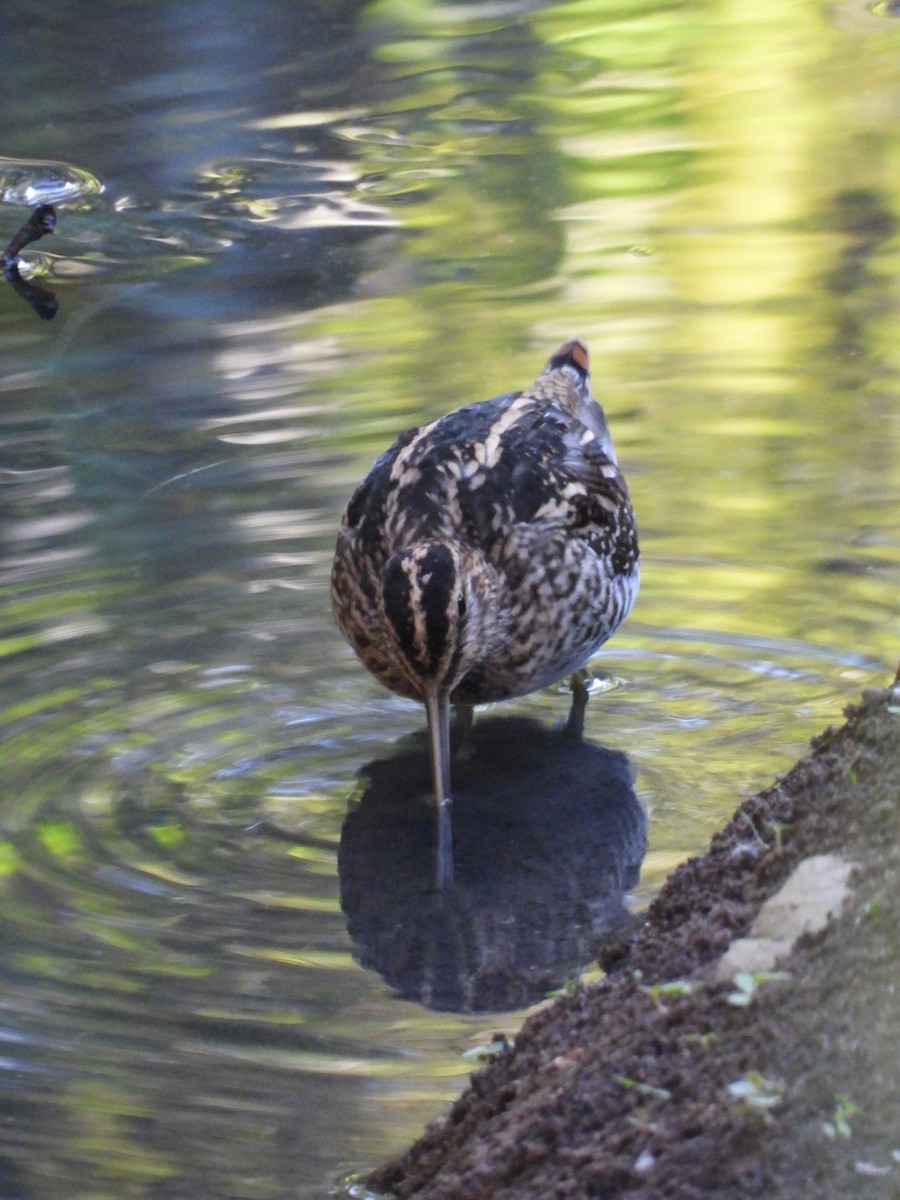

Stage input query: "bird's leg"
[
  {"left": 451, "top": 702, "right": 475, "bottom": 759},
  {"left": 424, "top": 682, "right": 453, "bottom": 889},
  {"left": 564, "top": 670, "right": 591, "bottom": 740}
]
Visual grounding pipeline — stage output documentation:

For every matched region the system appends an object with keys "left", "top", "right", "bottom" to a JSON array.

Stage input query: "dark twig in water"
[
  {"left": 3, "top": 203, "right": 57, "bottom": 264},
  {"left": 3, "top": 203, "right": 59, "bottom": 321}
]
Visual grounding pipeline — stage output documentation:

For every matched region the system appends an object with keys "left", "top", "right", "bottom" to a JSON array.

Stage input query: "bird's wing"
[{"left": 450, "top": 395, "right": 633, "bottom": 543}]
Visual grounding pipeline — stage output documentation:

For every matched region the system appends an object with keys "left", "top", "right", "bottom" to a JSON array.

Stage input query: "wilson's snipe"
[{"left": 331, "top": 338, "right": 639, "bottom": 887}]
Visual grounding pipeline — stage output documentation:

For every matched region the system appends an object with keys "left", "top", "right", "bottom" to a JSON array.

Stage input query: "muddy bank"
[{"left": 366, "top": 668, "right": 900, "bottom": 1200}]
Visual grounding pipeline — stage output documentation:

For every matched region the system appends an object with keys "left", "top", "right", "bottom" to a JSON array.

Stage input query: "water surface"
[{"left": 0, "top": 0, "right": 897, "bottom": 1196}]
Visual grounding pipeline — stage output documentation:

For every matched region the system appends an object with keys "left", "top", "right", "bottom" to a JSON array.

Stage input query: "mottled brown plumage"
[{"left": 331, "top": 338, "right": 639, "bottom": 886}]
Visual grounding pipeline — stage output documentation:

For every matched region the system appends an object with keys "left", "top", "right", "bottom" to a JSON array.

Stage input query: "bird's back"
[{"left": 332, "top": 341, "right": 639, "bottom": 703}]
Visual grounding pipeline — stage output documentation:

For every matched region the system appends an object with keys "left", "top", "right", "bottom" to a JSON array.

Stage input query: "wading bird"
[{"left": 331, "top": 338, "right": 639, "bottom": 887}]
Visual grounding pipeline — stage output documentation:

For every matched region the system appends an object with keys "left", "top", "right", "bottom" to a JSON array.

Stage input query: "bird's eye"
[{"left": 457, "top": 594, "right": 467, "bottom": 618}]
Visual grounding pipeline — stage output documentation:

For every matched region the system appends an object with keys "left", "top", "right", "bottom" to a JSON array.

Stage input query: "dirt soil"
[{"left": 366, "top": 667, "right": 900, "bottom": 1200}]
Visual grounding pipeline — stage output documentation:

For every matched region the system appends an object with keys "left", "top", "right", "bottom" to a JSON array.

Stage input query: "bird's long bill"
[{"left": 423, "top": 682, "right": 453, "bottom": 889}]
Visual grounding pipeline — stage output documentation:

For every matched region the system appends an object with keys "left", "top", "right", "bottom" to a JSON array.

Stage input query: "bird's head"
[
  {"left": 381, "top": 540, "right": 483, "bottom": 695},
  {"left": 542, "top": 336, "right": 618, "bottom": 464}
]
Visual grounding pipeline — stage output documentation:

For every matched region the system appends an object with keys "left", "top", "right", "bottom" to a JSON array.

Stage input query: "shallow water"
[{"left": 0, "top": 1, "right": 897, "bottom": 1196}]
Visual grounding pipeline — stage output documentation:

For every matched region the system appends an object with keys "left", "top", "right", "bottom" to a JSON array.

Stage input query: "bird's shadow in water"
[{"left": 338, "top": 715, "right": 647, "bottom": 1013}]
